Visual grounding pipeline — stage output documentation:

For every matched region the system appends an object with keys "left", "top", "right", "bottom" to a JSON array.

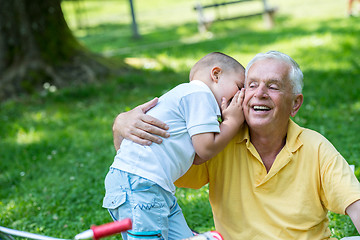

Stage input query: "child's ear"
[{"left": 210, "top": 67, "right": 222, "bottom": 83}]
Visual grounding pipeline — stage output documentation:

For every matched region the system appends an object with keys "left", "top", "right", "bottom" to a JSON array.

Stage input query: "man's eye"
[
  {"left": 269, "top": 84, "right": 279, "bottom": 90},
  {"left": 249, "top": 83, "right": 256, "bottom": 88}
]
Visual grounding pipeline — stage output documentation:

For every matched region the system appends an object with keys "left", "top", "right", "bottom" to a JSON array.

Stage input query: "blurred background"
[{"left": 1, "top": 0, "right": 359, "bottom": 239}]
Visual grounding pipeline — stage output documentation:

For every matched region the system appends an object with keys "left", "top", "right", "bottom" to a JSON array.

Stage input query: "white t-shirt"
[{"left": 111, "top": 80, "right": 221, "bottom": 193}]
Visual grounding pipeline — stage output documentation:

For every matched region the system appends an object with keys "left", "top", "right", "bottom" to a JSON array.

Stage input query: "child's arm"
[{"left": 192, "top": 89, "right": 245, "bottom": 164}]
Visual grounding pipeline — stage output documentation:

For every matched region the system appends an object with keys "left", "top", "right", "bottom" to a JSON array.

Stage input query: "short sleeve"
[
  {"left": 320, "top": 143, "right": 360, "bottom": 214},
  {"left": 179, "top": 91, "right": 220, "bottom": 137}
]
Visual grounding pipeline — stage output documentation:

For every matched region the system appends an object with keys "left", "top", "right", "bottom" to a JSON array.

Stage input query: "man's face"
[{"left": 243, "top": 58, "right": 296, "bottom": 132}]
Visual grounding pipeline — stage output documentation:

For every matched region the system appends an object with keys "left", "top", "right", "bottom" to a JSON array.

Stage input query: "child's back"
[{"left": 111, "top": 80, "right": 220, "bottom": 193}]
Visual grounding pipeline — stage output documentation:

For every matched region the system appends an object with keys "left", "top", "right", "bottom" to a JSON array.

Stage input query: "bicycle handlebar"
[{"left": 90, "top": 219, "right": 132, "bottom": 240}]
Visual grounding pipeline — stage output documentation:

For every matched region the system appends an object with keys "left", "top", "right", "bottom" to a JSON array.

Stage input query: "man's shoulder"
[
  {"left": 299, "top": 127, "right": 325, "bottom": 141},
  {"left": 289, "top": 120, "right": 328, "bottom": 144},
  {"left": 298, "top": 127, "right": 337, "bottom": 153}
]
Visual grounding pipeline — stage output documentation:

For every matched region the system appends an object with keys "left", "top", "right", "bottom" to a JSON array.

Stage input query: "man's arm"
[
  {"left": 112, "top": 98, "right": 170, "bottom": 151},
  {"left": 192, "top": 89, "right": 245, "bottom": 164},
  {"left": 346, "top": 199, "right": 360, "bottom": 234}
]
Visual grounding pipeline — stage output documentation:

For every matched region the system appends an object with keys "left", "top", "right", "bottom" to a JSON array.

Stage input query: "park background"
[{"left": 1, "top": 0, "right": 360, "bottom": 239}]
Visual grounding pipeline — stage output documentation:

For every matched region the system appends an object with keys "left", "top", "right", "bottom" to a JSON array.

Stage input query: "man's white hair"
[{"left": 245, "top": 51, "right": 304, "bottom": 94}]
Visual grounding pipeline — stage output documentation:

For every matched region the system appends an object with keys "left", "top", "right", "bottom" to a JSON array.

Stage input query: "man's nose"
[{"left": 254, "top": 84, "right": 269, "bottom": 98}]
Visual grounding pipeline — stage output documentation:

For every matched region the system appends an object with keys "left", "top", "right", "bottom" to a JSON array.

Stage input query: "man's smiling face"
[{"left": 243, "top": 58, "right": 296, "bottom": 132}]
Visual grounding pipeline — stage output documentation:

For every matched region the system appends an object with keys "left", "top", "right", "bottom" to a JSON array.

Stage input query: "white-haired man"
[{"left": 112, "top": 51, "right": 360, "bottom": 239}]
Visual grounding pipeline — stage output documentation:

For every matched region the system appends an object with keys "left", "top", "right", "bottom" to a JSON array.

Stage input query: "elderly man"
[{"left": 112, "top": 51, "right": 360, "bottom": 239}]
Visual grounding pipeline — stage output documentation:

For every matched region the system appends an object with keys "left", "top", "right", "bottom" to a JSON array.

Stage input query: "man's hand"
[{"left": 113, "top": 98, "right": 170, "bottom": 150}]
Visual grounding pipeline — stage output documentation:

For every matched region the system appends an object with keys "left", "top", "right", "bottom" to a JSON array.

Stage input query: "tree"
[{"left": 0, "top": 0, "right": 111, "bottom": 100}]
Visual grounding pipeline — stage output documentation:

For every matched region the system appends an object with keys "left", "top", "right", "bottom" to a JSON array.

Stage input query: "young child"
[{"left": 103, "top": 52, "right": 245, "bottom": 240}]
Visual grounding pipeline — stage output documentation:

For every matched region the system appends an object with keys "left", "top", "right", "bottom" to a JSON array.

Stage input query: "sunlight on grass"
[
  {"left": 125, "top": 57, "right": 160, "bottom": 70},
  {"left": 303, "top": 35, "right": 329, "bottom": 48},
  {"left": 16, "top": 128, "right": 44, "bottom": 145},
  {"left": 124, "top": 55, "right": 194, "bottom": 74},
  {"left": 13, "top": 109, "right": 69, "bottom": 145},
  {"left": 4, "top": 200, "right": 16, "bottom": 212},
  {"left": 352, "top": 101, "right": 360, "bottom": 111},
  {"left": 30, "top": 111, "right": 47, "bottom": 121}
]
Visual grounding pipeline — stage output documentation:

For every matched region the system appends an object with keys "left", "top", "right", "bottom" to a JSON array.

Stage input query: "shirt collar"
[
  {"left": 285, "top": 119, "right": 304, "bottom": 153},
  {"left": 190, "top": 80, "right": 209, "bottom": 88},
  {"left": 236, "top": 119, "right": 304, "bottom": 153}
]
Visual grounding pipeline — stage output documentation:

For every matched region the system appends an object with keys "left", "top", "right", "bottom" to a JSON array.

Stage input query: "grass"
[{"left": 1, "top": 0, "right": 360, "bottom": 239}]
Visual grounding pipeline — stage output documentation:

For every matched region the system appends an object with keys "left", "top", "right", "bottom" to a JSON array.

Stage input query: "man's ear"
[
  {"left": 290, "top": 94, "right": 303, "bottom": 117},
  {"left": 210, "top": 66, "right": 222, "bottom": 83}
]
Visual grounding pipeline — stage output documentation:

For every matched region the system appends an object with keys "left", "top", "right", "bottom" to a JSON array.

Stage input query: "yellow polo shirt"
[{"left": 175, "top": 120, "right": 360, "bottom": 240}]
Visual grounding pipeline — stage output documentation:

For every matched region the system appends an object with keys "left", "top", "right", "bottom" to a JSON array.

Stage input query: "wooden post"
[
  {"left": 195, "top": 2, "right": 208, "bottom": 33},
  {"left": 261, "top": 0, "right": 275, "bottom": 29},
  {"left": 129, "top": 0, "right": 140, "bottom": 39},
  {"left": 261, "top": 0, "right": 270, "bottom": 10}
]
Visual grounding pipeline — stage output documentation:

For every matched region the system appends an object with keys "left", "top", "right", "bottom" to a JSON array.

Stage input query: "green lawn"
[{"left": 1, "top": 0, "right": 360, "bottom": 239}]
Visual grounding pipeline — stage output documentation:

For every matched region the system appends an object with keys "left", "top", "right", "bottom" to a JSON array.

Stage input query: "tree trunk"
[{"left": 0, "top": 0, "right": 110, "bottom": 100}]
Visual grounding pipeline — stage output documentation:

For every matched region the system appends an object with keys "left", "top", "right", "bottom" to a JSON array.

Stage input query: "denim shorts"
[{"left": 103, "top": 168, "right": 193, "bottom": 240}]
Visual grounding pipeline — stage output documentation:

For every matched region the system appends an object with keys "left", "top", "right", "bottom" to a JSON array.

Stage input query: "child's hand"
[
  {"left": 220, "top": 88, "right": 245, "bottom": 129},
  {"left": 191, "top": 88, "right": 245, "bottom": 163}
]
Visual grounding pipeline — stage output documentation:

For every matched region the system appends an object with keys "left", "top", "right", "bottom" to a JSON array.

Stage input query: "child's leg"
[
  {"left": 126, "top": 175, "right": 169, "bottom": 240},
  {"left": 167, "top": 197, "right": 194, "bottom": 240},
  {"left": 103, "top": 168, "right": 133, "bottom": 240},
  {"left": 103, "top": 169, "right": 170, "bottom": 239},
  {"left": 127, "top": 175, "right": 191, "bottom": 239}
]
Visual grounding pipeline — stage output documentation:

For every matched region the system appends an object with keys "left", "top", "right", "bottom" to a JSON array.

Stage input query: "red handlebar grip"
[{"left": 91, "top": 218, "right": 132, "bottom": 240}]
